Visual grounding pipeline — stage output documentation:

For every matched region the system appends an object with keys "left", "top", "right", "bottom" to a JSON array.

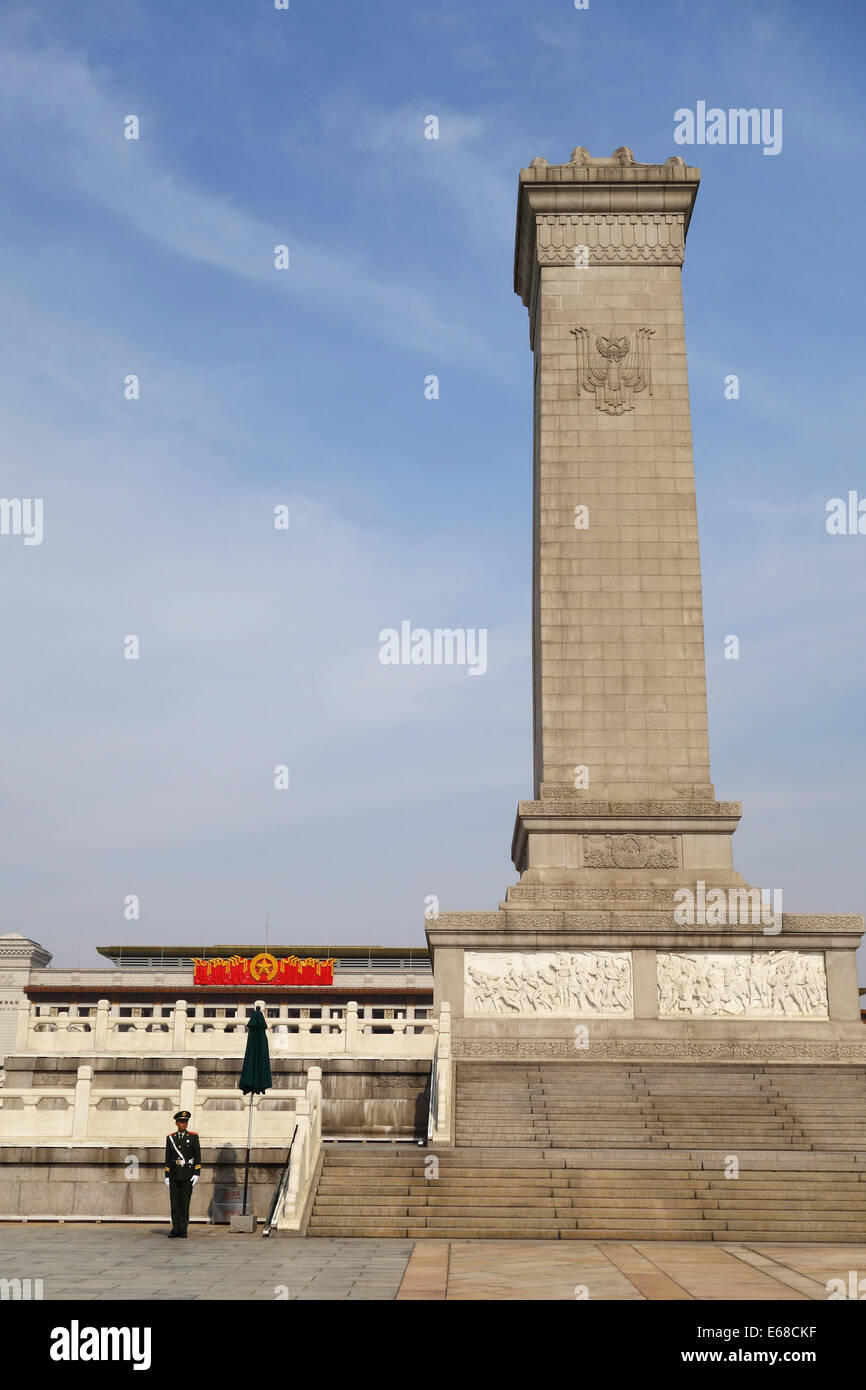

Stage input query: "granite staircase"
[
  {"left": 454, "top": 1061, "right": 866, "bottom": 1150},
  {"left": 307, "top": 1062, "right": 866, "bottom": 1240}
]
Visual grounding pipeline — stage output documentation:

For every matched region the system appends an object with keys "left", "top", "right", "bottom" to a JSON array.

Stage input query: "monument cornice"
[
  {"left": 526, "top": 795, "right": 740, "bottom": 815},
  {"left": 515, "top": 146, "right": 701, "bottom": 305},
  {"left": 426, "top": 910, "right": 865, "bottom": 951}
]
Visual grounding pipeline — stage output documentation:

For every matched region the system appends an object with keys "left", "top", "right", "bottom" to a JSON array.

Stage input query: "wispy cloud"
[{"left": 0, "top": 38, "right": 501, "bottom": 370}]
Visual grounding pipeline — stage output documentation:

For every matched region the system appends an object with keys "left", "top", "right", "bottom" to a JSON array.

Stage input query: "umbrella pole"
[{"left": 242, "top": 1091, "right": 254, "bottom": 1216}]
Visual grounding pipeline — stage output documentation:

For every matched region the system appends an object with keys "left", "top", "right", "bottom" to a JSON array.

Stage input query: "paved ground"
[
  {"left": 0, "top": 1226, "right": 863, "bottom": 1300},
  {"left": 396, "top": 1239, "right": 866, "bottom": 1300},
  {"left": 0, "top": 1226, "right": 413, "bottom": 1300}
]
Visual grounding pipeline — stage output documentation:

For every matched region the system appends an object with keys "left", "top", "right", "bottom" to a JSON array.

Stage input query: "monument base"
[{"left": 427, "top": 908, "right": 866, "bottom": 1066}]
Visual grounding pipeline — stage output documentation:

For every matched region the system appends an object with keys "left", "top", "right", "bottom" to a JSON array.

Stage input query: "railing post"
[
  {"left": 306, "top": 1065, "right": 322, "bottom": 1143},
  {"left": 345, "top": 1001, "right": 359, "bottom": 1053},
  {"left": 72, "top": 1064, "right": 93, "bottom": 1139},
  {"left": 172, "top": 1000, "right": 188, "bottom": 1052},
  {"left": 435, "top": 1003, "right": 451, "bottom": 1141},
  {"left": 180, "top": 1064, "right": 197, "bottom": 1120},
  {"left": 15, "top": 998, "right": 31, "bottom": 1051},
  {"left": 286, "top": 1100, "right": 311, "bottom": 1209},
  {"left": 94, "top": 999, "right": 110, "bottom": 1051}
]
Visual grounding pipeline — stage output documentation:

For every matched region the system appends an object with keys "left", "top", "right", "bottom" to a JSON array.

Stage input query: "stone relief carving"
[
  {"left": 371, "top": 1076, "right": 427, "bottom": 1091},
  {"left": 434, "top": 912, "right": 503, "bottom": 929},
  {"left": 455, "top": 1039, "right": 866, "bottom": 1062},
  {"left": 507, "top": 888, "right": 673, "bottom": 902},
  {"left": 529, "top": 148, "right": 687, "bottom": 171},
  {"left": 524, "top": 798, "right": 741, "bottom": 816},
  {"left": 572, "top": 327, "right": 654, "bottom": 415},
  {"left": 569, "top": 146, "right": 637, "bottom": 165},
  {"left": 784, "top": 915, "right": 864, "bottom": 932},
  {"left": 657, "top": 952, "right": 828, "bottom": 1019},
  {"left": 465, "top": 951, "right": 633, "bottom": 1018},
  {"left": 583, "top": 834, "right": 679, "bottom": 869},
  {"left": 536, "top": 212, "right": 685, "bottom": 266}
]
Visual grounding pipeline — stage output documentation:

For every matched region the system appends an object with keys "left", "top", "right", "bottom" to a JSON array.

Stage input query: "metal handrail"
[{"left": 261, "top": 1123, "right": 298, "bottom": 1237}]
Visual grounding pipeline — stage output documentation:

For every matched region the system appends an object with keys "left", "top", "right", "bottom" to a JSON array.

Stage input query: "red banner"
[{"left": 192, "top": 953, "right": 334, "bottom": 987}]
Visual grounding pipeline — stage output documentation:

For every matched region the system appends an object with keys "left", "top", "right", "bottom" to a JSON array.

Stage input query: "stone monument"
[{"left": 426, "top": 146, "right": 865, "bottom": 1065}]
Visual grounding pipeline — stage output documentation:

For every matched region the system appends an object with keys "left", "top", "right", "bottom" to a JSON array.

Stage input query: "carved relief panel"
[
  {"left": 465, "top": 951, "right": 633, "bottom": 1018},
  {"left": 536, "top": 213, "right": 686, "bottom": 267},
  {"left": 657, "top": 951, "right": 828, "bottom": 1020},
  {"left": 583, "top": 834, "right": 679, "bottom": 869},
  {"left": 571, "top": 327, "right": 654, "bottom": 415}
]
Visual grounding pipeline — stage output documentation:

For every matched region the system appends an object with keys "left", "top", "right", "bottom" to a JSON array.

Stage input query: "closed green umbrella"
[{"left": 239, "top": 1007, "right": 271, "bottom": 1218}]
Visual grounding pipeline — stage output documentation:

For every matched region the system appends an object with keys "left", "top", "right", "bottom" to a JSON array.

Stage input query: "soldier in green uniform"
[{"left": 164, "top": 1110, "right": 202, "bottom": 1238}]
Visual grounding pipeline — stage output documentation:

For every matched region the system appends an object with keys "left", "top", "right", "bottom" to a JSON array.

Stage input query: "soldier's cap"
[{"left": 174, "top": 1110, "right": 191, "bottom": 1122}]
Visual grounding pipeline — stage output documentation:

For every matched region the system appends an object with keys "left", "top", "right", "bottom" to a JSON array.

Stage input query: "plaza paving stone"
[{"left": 0, "top": 1224, "right": 863, "bottom": 1299}]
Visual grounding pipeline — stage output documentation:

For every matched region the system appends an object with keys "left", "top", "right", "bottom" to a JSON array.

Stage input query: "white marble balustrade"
[
  {"left": 13, "top": 999, "right": 437, "bottom": 1059},
  {"left": 0, "top": 1061, "right": 308, "bottom": 1146}
]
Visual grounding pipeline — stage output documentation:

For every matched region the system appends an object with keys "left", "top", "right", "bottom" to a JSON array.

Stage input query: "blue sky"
[{"left": 1, "top": 0, "right": 865, "bottom": 970}]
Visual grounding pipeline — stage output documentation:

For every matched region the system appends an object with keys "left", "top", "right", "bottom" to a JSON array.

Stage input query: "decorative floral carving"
[
  {"left": 454, "top": 1039, "right": 866, "bottom": 1061},
  {"left": 371, "top": 1076, "right": 427, "bottom": 1091},
  {"left": 583, "top": 834, "right": 679, "bottom": 869},
  {"left": 507, "top": 888, "right": 671, "bottom": 902},
  {"left": 523, "top": 798, "right": 741, "bottom": 816}
]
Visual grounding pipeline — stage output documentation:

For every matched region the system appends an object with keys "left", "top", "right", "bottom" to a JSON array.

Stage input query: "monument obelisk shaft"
[
  {"left": 517, "top": 149, "right": 711, "bottom": 802},
  {"left": 509, "top": 147, "right": 741, "bottom": 900}
]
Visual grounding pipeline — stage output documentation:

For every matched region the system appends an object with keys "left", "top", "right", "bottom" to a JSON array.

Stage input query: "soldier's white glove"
[
  {"left": 191, "top": 1175, "right": 198, "bottom": 1186},
  {"left": 164, "top": 1177, "right": 170, "bottom": 1186}
]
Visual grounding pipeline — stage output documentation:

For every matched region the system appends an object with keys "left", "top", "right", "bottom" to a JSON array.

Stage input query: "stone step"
[
  {"left": 318, "top": 1192, "right": 866, "bottom": 1213},
  {"left": 456, "top": 1125, "right": 801, "bottom": 1136},
  {"left": 311, "top": 1061, "right": 866, "bottom": 1240},
  {"left": 309, "top": 1225, "right": 565, "bottom": 1240},
  {"left": 316, "top": 1190, "right": 742, "bottom": 1206},
  {"left": 461, "top": 1137, "right": 785, "bottom": 1146},
  {"left": 318, "top": 1182, "right": 865, "bottom": 1204},
  {"left": 320, "top": 1165, "right": 866, "bottom": 1184},
  {"left": 456, "top": 1110, "right": 803, "bottom": 1119},
  {"left": 310, "top": 1212, "right": 576, "bottom": 1230},
  {"left": 299, "top": 1227, "right": 865, "bottom": 1244},
  {"left": 322, "top": 1159, "right": 866, "bottom": 1178},
  {"left": 456, "top": 1115, "right": 799, "bottom": 1125}
]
